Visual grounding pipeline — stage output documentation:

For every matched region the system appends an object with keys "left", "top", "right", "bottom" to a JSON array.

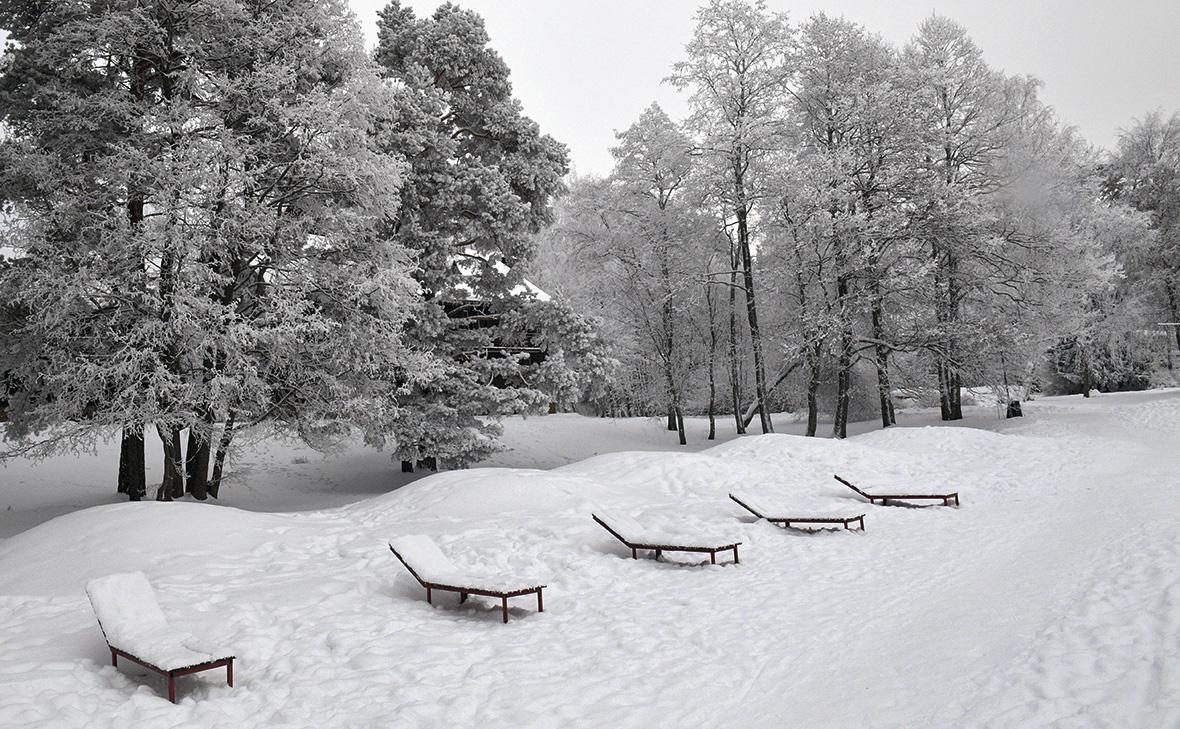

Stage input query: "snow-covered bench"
[
  {"left": 834, "top": 474, "right": 960, "bottom": 507},
  {"left": 592, "top": 511, "right": 741, "bottom": 564},
  {"left": 729, "top": 492, "right": 866, "bottom": 531},
  {"left": 84, "top": 571, "right": 234, "bottom": 703},
  {"left": 388, "top": 535, "right": 546, "bottom": 623}
]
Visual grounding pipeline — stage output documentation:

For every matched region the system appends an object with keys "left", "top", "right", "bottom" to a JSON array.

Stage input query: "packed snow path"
[{"left": 0, "top": 391, "right": 1178, "bottom": 727}]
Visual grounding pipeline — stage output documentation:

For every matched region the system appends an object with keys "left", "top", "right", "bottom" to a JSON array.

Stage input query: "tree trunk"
[
  {"left": 734, "top": 199, "right": 773, "bottom": 434},
  {"left": 805, "top": 344, "right": 821, "bottom": 437},
  {"left": 706, "top": 281, "right": 718, "bottom": 441},
  {"left": 155, "top": 424, "right": 184, "bottom": 501},
  {"left": 727, "top": 254, "right": 745, "bottom": 435},
  {"left": 870, "top": 283, "right": 896, "bottom": 428},
  {"left": 117, "top": 425, "right": 146, "bottom": 501},
  {"left": 207, "top": 414, "right": 236, "bottom": 499},
  {"left": 832, "top": 248, "right": 854, "bottom": 439},
  {"left": 184, "top": 421, "right": 211, "bottom": 501},
  {"left": 1080, "top": 345, "right": 1092, "bottom": 397}
]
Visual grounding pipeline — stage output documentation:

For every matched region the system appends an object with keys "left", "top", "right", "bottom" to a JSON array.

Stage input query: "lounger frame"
[
  {"left": 108, "top": 646, "right": 233, "bottom": 703},
  {"left": 93, "top": 616, "right": 233, "bottom": 704},
  {"left": 592, "top": 514, "right": 741, "bottom": 564},
  {"left": 834, "top": 474, "right": 960, "bottom": 507},
  {"left": 388, "top": 544, "right": 545, "bottom": 623},
  {"left": 728, "top": 493, "right": 865, "bottom": 531}
]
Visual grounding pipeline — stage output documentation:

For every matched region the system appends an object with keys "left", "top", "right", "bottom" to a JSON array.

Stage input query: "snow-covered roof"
[{"left": 447, "top": 257, "right": 551, "bottom": 303}]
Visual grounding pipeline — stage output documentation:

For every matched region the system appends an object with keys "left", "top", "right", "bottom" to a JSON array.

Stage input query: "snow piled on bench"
[
  {"left": 390, "top": 535, "right": 543, "bottom": 592},
  {"left": 85, "top": 572, "right": 231, "bottom": 671}
]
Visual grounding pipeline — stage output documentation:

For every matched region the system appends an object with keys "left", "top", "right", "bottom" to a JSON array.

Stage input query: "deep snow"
[{"left": 0, "top": 391, "right": 1178, "bottom": 727}]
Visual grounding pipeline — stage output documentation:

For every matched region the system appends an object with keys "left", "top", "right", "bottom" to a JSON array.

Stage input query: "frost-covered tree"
[
  {"left": 901, "top": 15, "right": 1041, "bottom": 420},
  {"left": 372, "top": 2, "right": 608, "bottom": 468},
  {"left": 1106, "top": 111, "right": 1180, "bottom": 351},
  {"left": 668, "top": 0, "right": 794, "bottom": 435},
  {"left": 0, "top": 0, "right": 424, "bottom": 498},
  {"left": 550, "top": 105, "right": 720, "bottom": 445}
]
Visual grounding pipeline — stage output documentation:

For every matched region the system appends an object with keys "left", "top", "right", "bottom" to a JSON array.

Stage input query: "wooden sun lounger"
[
  {"left": 834, "top": 474, "right": 960, "bottom": 506},
  {"left": 85, "top": 572, "right": 234, "bottom": 703},
  {"left": 728, "top": 492, "right": 865, "bottom": 531},
  {"left": 592, "top": 512, "right": 741, "bottom": 564},
  {"left": 388, "top": 536, "right": 545, "bottom": 623}
]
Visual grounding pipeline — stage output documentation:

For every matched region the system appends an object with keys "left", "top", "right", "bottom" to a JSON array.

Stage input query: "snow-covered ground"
[{"left": 1, "top": 391, "right": 1178, "bottom": 727}]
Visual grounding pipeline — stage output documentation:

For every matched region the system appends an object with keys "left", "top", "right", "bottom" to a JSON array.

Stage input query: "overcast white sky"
[
  {"left": 1, "top": 1, "right": 1176, "bottom": 176},
  {"left": 352, "top": 0, "right": 1180, "bottom": 176}
]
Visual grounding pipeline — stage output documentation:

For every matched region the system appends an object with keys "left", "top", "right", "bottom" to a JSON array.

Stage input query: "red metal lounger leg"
[
  {"left": 168, "top": 673, "right": 176, "bottom": 703},
  {"left": 227, "top": 659, "right": 233, "bottom": 688},
  {"left": 460, "top": 591, "right": 468, "bottom": 604},
  {"left": 426, "top": 586, "right": 432, "bottom": 604},
  {"left": 537, "top": 588, "right": 543, "bottom": 613},
  {"left": 859, "top": 517, "right": 865, "bottom": 531},
  {"left": 710, "top": 552, "right": 716, "bottom": 565},
  {"left": 654, "top": 549, "right": 661, "bottom": 560},
  {"left": 733, "top": 546, "right": 739, "bottom": 564},
  {"left": 502, "top": 596, "right": 509, "bottom": 624},
  {"left": 631, "top": 547, "right": 637, "bottom": 560},
  {"left": 111, "top": 649, "right": 117, "bottom": 667}
]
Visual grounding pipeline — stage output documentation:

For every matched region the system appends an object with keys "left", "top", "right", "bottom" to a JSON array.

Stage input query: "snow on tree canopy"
[{"left": 85, "top": 572, "right": 232, "bottom": 671}]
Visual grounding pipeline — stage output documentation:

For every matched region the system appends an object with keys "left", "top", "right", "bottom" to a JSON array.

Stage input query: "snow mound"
[
  {"left": 0, "top": 502, "right": 294, "bottom": 596},
  {"left": 353, "top": 467, "right": 591, "bottom": 522}
]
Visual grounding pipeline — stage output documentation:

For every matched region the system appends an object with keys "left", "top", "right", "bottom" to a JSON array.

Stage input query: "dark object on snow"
[
  {"left": 729, "top": 492, "right": 865, "bottom": 531},
  {"left": 388, "top": 536, "right": 545, "bottom": 624},
  {"left": 85, "top": 572, "right": 234, "bottom": 704},
  {"left": 834, "top": 474, "right": 960, "bottom": 507},
  {"left": 592, "top": 512, "right": 741, "bottom": 564},
  {"left": 1006, "top": 400, "right": 1023, "bottom": 418}
]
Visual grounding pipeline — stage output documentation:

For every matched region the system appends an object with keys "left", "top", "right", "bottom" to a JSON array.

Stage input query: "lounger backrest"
[
  {"left": 389, "top": 535, "right": 459, "bottom": 585},
  {"left": 85, "top": 571, "right": 170, "bottom": 647},
  {"left": 833, "top": 474, "right": 870, "bottom": 497},
  {"left": 593, "top": 511, "right": 648, "bottom": 545},
  {"left": 729, "top": 492, "right": 771, "bottom": 518}
]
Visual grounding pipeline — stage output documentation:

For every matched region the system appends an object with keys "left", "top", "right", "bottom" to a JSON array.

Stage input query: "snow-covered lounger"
[
  {"left": 85, "top": 571, "right": 234, "bottom": 703},
  {"left": 834, "top": 474, "right": 960, "bottom": 507},
  {"left": 729, "top": 492, "right": 865, "bottom": 531},
  {"left": 388, "top": 535, "right": 545, "bottom": 623},
  {"left": 592, "top": 511, "right": 741, "bottom": 564}
]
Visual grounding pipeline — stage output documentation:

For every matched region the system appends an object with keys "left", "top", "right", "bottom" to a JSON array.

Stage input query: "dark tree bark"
[
  {"left": 117, "top": 425, "right": 146, "bottom": 501},
  {"left": 727, "top": 253, "right": 746, "bottom": 435},
  {"left": 705, "top": 280, "right": 718, "bottom": 440},
  {"left": 870, "top": 286, "right": 896, "bottom": 428},
  {"left": 805, "top": 344, "right": 821, "bottom": 437},
  {"left": 207, "top": 414, "right": 236, "bottom": 499},
  {"left": 184, "top": 421, "right": 211, "bottom": 501},
  {"left": 832, "top": 235, "right": 854, "bottom": 439},
  {"left": 155, "top": 424, "right": 184, "bottom": 501},
  {"left": 733, "top": 190, "right": 773, "bottom": 434}
]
